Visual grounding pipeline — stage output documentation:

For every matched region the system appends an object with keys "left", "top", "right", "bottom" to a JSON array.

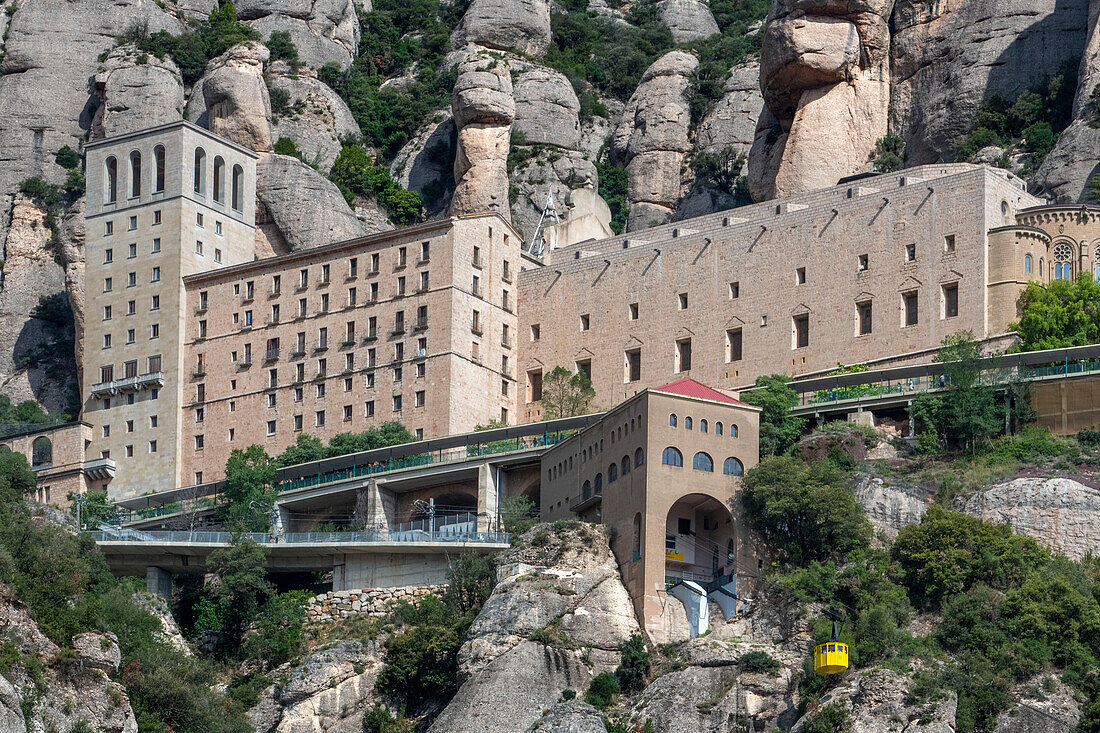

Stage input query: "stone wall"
[{"left": 305, "top": 584, "right": 446, "bottom": 623}]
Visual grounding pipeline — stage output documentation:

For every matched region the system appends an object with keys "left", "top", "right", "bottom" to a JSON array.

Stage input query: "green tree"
[
  {"left": 376, "top": 595, "right": 470, "bottom": 705},
  {"left": 0, "top": 449, "right": 37, "bottom": 497},
  {"left": 219, "top": 445, "right": 277, "bottom": 532},
  {"left": 69, "top": 489, "right": 119, "bottom": 528},
  {"left": 615, "top": 633, "right": 650, "bottom": 692},
  {"left": 740, "top": 374, "right": 806, "bottom": 457},
  {"left": 54, "top": 146, "right": 81, "bottom": 170},
  {"left": 444, "top": 553, "right": 495, "bottom": 615},
  {"left": 892, "top": 505, "right": 1048, "bottom": 609},
  {"left": 207, "top": 538, "right": 274, "bottom": 656},
  {"left": 265, "top": 30, "right": 298, "bottom": 65},
  {"left": 539, "top": 366, "right": 596, "bottom": 420},
  {"left": 873, "top": 133, "right": 905, "bottom": 172},
  {"left": 740, "top": 456, "right": 871, "bottom": 566},
  {"left": 499, "top": 494, "right": 537, "bottom": 535},
  {"left": 274, "top": 433, "right": 326, "bottom": 467},
  {"left": 802, "top": 703, "right": 852, "bottom": 733},
  {"left": 1011, "top": 275, "right": 1100, "bottom": 351},
  {"left": 911, "top": 330, "right": 1002, "bottom": 451}
]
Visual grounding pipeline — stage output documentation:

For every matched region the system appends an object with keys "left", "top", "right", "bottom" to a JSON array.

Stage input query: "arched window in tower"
[
  {"left": 715, "top": 421, "right": 723, "bottom": 436},
  {"left": 129, "top": 150, "right": 141, "bottom": 198},
  {"left": 31, "top": 436, "right": 52, "bottom": 467},
  {"left": 632, "top": 513, "right": 642, "bottom": 560},
  {"left": 608, "top": 463, "right": 617, "bottom": 483},
  {"left": 621, "top": 455, "right": 631, "bottom": 476},
  {"left": 594, "top": 473, "right": 603, "bottom": 494},
  {"left": 1024, "top": 254, "right": 1032, "bottom": 274},
  {"left": 700, "top": 419, "right": 708, "bottom": 433},
  {"left": 194, "top": 148, "right": 206, "bottom": 195},
  {"left": 213, "top": 156, "right": 225, "bottom": 203},
  {"left": 726, "top": 539, "right": 735, "bottom": 564},
  {"left": 723, "top": 457, "right": 744, "bottom": 476},
  {"left": 1095, "top": 247, "right": 1100, "bottom": 280},
  {"left": 582, "top": 480, "right": 591, "bottom": 500},
  {"left": 105, "top": 156, "right": 117, "bottom": 203},
  {"left": 154, "top": 145, "right": 166, "bottom": 192},
  {"left": 692, "top": 451, "right": 714, "bottom": 472},
  {"left": 661, "top": 447, "right": 683, "bottom": 467},
  {"left": 634, "top": 447, "right": 643, "bottom": 467},
  {"left": 232, "top": 164, "right": 244, "bottom": 211},
  {"left": 1053, "top": 242, "right": 1073, "bottom": 280},
  {"left": 669, "top": 413, "right": 677, "bottom": 427},
  {"left": 684, "top": 416, "right": 692, "bottom": 430}
]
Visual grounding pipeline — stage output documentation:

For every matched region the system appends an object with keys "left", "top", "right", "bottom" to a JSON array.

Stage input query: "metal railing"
[{"left": 87, "top": 527, "right": 509, "bottom": 545}]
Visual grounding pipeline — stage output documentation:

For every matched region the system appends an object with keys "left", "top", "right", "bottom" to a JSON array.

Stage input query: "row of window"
[
  {"left": 105, "top": 146, "right": 245, "bottom": 212},
  {"left": 99, "top": 355, "right": 162, "bottom": 384},
  {"left": 579, "top": 449, "right": 646, "bottom": 500},
  {"left": 661, "top": 447, "right": 744, "bottom": 475},
  {"left": 668, "top": 414, "right": 738, "bottom": 436},
  {"left": 103, "top": 209, "right": 161, "bottom": 236},
  {"left": 98, "top": 388, "right": 159, "bottom": 411}
]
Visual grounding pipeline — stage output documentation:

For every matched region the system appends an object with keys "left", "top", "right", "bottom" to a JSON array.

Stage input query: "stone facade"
[
  {"left": 179, "top": 214, "right": 521, "bottom": 487},
  {"left": 304, "top": 584, "right": 445, "bottom": 622},
  {"left": 519, "top": 164, "right": 1045, "bottom": 419},
  {"left": 539, "top": 381, "right": 762, "bottom": 632},
  {"left": 83, "top": 121, "right": 258, "bottom": 499},
  {"left": 0, "top": 422, "right": 109, "bottom": 507}
]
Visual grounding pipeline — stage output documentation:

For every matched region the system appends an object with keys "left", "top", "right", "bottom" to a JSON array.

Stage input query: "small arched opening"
[
  {"left": 213, "top": 155, "right": 226, "bottom": 203},
  {"left": 129, "top": 150, "right": 141, "bottom": 198},
  {"left": 232, "top": 164, "right": 244, "bottom": 211},
  {"left": 31, "top": 436, "right": 52, "bottom": 467},
  {"left": 105, "top": 156, "right": 118, "bottom": 203},
  {"left": 154, "top": 145, "right": 166, "bottom": 193},
  {"left": 665, "top": 493, "right": 736, "bottom": 586}
]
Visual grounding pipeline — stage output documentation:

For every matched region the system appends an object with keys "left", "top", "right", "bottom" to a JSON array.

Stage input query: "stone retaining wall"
[{"left": 305, "top": 585, "right": 446, "bottom": 622}]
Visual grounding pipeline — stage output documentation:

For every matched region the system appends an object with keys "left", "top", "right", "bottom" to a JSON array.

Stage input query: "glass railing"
[{"left": 87, "top": 526, "right": 509, "bottom": 545}]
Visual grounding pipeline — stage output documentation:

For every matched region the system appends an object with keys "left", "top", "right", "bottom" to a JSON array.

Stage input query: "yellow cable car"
[{"left": 813, "top": 608, "right": 850, "bottom": 674}]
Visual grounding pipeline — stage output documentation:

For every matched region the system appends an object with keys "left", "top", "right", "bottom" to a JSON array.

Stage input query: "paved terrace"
[
  {"left": 114, "top": 413, "right": 604, "bottom": 527},
  {"left": 769, "top": 343, "right": 1100, "bottom": 424}
]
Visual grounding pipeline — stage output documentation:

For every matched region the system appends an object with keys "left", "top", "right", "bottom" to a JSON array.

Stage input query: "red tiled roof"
[{"left": 654, "top": 378, "right": 747, "bottom": 406}]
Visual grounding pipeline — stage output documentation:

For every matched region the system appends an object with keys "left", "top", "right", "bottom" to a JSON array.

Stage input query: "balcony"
[
  {"left": 238, "top": 356, "right": 253, "bottom": 368},
  {"left": 290, "top": 347, "right": 306, "bottom": 358},
  {"left": 318, "top": 277, "right": 331, "bottom": 287},
  {"left": 191, "top": 365, "right": 207, "bottom": 378},
  {"left": 417, "top": 255, "right": 430, "bottom": 266},
  {"left": 295, "top": 281, "right": 309, "bottom": 292},
  {"left": 413, "top": 317, "right": 428, "bottom": 332},
  {"left": 340, "top": 338, "right": 355, "bottom": 349},
  {"left": 90, "top": 372, "right": 165, "bottom": 397},
  {"left": 362, "top": 329, "right": 378, "bottom": 343},
  {"left": 270, "top": 287, "right": 281, "bottom": 298},
  {"left": 194, "top": 304, "right": 208, "bottom": 315},
  {"left": 314, "top": 339, "right": 329, "bottom": 352},
  {"left": 413, "top": 348, "right": 428, "bottom": 360},
  {"left": 346, "top": 271, "right": 358, "bottom": 281},
  {"left": 313, "top": 370, "right": 327, "bottom": 381},
  {"left": 366, "top": 267, "right": 379, "bottom": 277},
  {"left": 83, "top": 457, "right": 117, "bottom": 480},
  {"left": 242, "top": 293, "right": 255, "bottom": 303},
  {"left": 472, "top": 256, "right": 483, "bottom": 270},
  {"left": 502, "top": 336, "right": 513, "bottom": 349},
  {"left": 390, "top": 324, "right": 406, "bottom": 337},
  {"left": 265, "top": 349, "right": 280, "bottom": 362},
  {"left": 471, "top": 324, "right": 483, "bottom": 336}
]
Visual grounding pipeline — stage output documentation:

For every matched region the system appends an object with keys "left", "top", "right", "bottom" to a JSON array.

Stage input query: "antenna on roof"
[{"left": 526, "top": 188, "right": 561, "bottom": 260}]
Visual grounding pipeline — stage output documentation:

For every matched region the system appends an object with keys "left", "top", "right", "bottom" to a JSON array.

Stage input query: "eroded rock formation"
[
  {"left": 268, "top": 63, "right": 360, "bottom": 170},
  {"left": 256, "top": 154, "right": 369, "bottom": 251},
  {"left": 451, "top": 0, "right": 552, "bottom": 57},
  {"left": 656, "top": 0, "right": 719, "bottom": 43},
  {"left": 203, "top": 42, "right": 275, "bottom": 153},
  {"left": 449, "top": 48, "right": 515, "bottom": 220},
  {"left": 789, "top": 668, "right": 957, "bottom": 733},
  {"left": 92, "top": 46, "right": 185, "bottom": 140},
  {"left": 235, "top": 0, "right": 361, "bottom": 69},
  {"left": 612, "top": 51, "right": 698, "bottom": 230}
]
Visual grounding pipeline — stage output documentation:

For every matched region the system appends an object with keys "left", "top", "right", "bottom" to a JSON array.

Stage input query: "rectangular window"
[
  {"left": 127, "top": 445, "right": 135, "bottom": 459},
  {"left": 148, "top": 355, "right": 161, "bottom": 372},
  {"left": 128, "top": 215, "right": 137, "bottom": 231},
  {"left": 273, "top": 274, "right": 281, "bottom": 294},
  {"left": 530, "top": 324, "right": 540, "bottom": 341},
  {"left": 151, "top": 295, "right": 160, "bottom": 310},
  {"left": 197, "top": 213, "right": 203, "bottom": 228},
  {"left": 676, "top": 339, "right": 692, "bottom": 372},
  {"left": 365, "top": 400, "right": 375, "bottom": 417},
  {"left": 150, "top": 323, "right": 159, "bottom": 339},
  {"left": 397, "top": 246, "right": 407, "bottom": 267},
  {"left": 106, "top": 221, "right": 114, "bottom": 235},
  {"left": 195, "top": 435, "right": 204, "bottom": 450},
  {"left": 100, "top": 365, "right": 114, "bottom": 383},
  {"left": 128, "top": 272, "right": 136, "bottom": 287},
  {"left": 104, "top": 248, "right": 113, "bottom": 263},
  {"left": 300, "top": 269, "right": 309, "bottom": 289},
  {"left": 349, "top": 257, "right": 358, "bottom": 278},
  {"left": 858, "top": 254, "right": 868, "bottom": 272},
  {"left": 729, "top": 282, "right": 740, "bottom": 299},
  {"left": 344, "top": 405, "right": 353, "bottom": 421},
  {"left": 857, "top": 301, "right": 873, "bottom": 336},
  {"left": 151, "top": 267, "right": 160, "bottom": 282},
  {"left": 943, "top": 283, "right": 959, "bottom": 318},
  {"left": 196, "top": 240, "right": 203, "bottom": 256},
  {"left": 294, "top": 414, "right": 303, "bottom": 431},
  {"left": 104, "top": 277, "right": 113, "bottom": 292},
  {"left": 793, "top": 314, "right": 809, "bottom": 349},
  {"left": 321, "top": 264, "right": 330, "bottom": 284},
  {"left": 103, "top": 334, "right": 112, "bottom": 349},
  {"left": 370, "top": 253, "right": 379, "bottom": 273},
  {"left": 348, "top": 287, "right": 357, "bottom": 306},
  {"left": 316, "top": 410, "right": 325, "bottom": 427},
  {"left": 216, "top": 221, "right": 222, "bottom": 235},
  {"left": 903, "top": 291, "right": 919, "bottom": 327},
  {"left": 727, "top": 328, "right": 743, "bottom": 362},
  {"left": 905, "top": 243, "right": 916, "bottom": 262},
  {"left": 415, "top": 390, "right": 425, "bottom": 407},
  {"left": 625, "top": 349, "right": 641, "bottom": 382},
  {"left": 796, "top": 267, "right": 806, "bottom": 285},
  {"left": 678, "top": 293, "right": 688, "bottom": 309},
  {"left": 576, "top": 358, "right": 592, "bottom": 380},
  {"left": 944, "top": 234, "right": 956, "bottom": 253},
  {"left": 128, "top": 242, "right": 136, "bottom": 258},
  {"left": 392, "top": 394, "right": 402, "bottom": 412},
  {"left": 152, "top": 237, "right": 161, "bottom": 253},
  {"left": 527, "top": 369, "right": 543, "bottom": 402},
  {"left": 267, "top": 420, "right": 277, "bottom": 436},
  {"left": 153, "top": 210, "right": 161, "bottom": 225},
  {"left": 149, "top": 415, "right": 157, "bottom": 428},
  {"left": 580, "top": 314, "right": 590, "bottom": 331},
  {"left": 103, "top": 305, "right": 112, "bottom": 321},
  {"left": 629, "top": 303, "right": 639, "bottom": 320},
  {"left": 421, "top": 241, "right": 430, "bottom": 261}
]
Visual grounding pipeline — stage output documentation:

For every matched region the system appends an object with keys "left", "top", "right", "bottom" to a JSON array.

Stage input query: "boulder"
[
  {"left": 132, "top": 592, "right": 192, "bottom": 656},
  {"left": 890, "top": 0, "right": 1090, "bottom": 165},
  {"left": 203, "top": 42, "right": 274, "bottom": 153},
  {"left": 509, "top": 147, "right": 600, "bottom": 244},
  {"left": 430, "top": 641, "right": 596, "bottom": 733},
  {"left": 696, "top": 59, "right": 764, "bottom": 157},
  {"left": 450, "top": 48, "right": 515, "bottom": 219},
  {"left": 72, "top": 631, "right": 122, "bottom": 675},
  {"left": 236, "top": 0, "right": 360, "bottom": 69},
  {"left": 959, "top": 477, "right": 1100, "bottom": 560},
  {"left": 256, "top": 154, "right": 368, "bottom": 250},
  {"left": 0, "top": 195, "right": 76, "bottom": 413},
  {"left": 513, "top": 67, "right": 581, "bottom": 149},
  {"left": 269, "top": 65, "right": 360, "bottom": 170},
  {"left": 1033, "top": 1, "right": 1100, "bottom": 202},
  {"left": 612, "top": 51, "right": 697, "bottom": 230},
  {"left": 853, "top": 475, "right": 929, "bottom": 541},
  {"left": 92, "top": 45, "right": 185, "bottom": 139},
  {"left": 992, "top": 675, "right": 1081, "bottom": 733},
  {"left": 451, "top": 0, "right": 551, "bottom": 56},
  {"left": 790, "top": 668, "right": 956, "bottom": 733},
  {"left": 656, "top": 0, "right": 719, "bottom": 43},
  {"left": 526, "top": 701, "right": 607, "bottom": 732}
]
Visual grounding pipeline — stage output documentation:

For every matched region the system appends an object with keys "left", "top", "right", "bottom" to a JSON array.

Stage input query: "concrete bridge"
[{"left": 88, "top": 524, "right": 510, "bottom": 598}]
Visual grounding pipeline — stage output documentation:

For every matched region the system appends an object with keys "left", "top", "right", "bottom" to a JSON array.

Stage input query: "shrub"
[
  {"left": 265, "top": 30, "right": 298, "bottom": 65},
  {"left": 562, "top": 688, "right": 576, "bottom": 701},
  {"left": 738, "top": 650, "right": 780, "bottom": 675},
  {"left": 363, "top": 704, "right": 414, "bottom": 733},
  {"left": 584, "top": 672, "right": 620, "bottom": 710},
  {"left": 740, "top": 375, "right": 807, "bottom": 457},
  {"left": 375, "top": 595, "right": 472, "bottom": 707},
  {"left": 873, "top": 133, "right": 905, "bottom": 172},
  {"left": 802, "top": 702, "right": 852, "bottom": 733},
  {"left": 54, "top": 146, "right": 81, "bottom": 170},
  {"left": 741, "top": 456, "right": 871, "bottom": 566},
  {"left": 596, "top": 160, "right": 627, "bottom": 234},
  {"left": 615, "top": 633, "right": 650, "bottom": 692},
  {"left": 444, "top": 553, "right": 495, "bottom": 615},
  {"left": 273, "top": 136, "right": 304, "bottom": 161}
]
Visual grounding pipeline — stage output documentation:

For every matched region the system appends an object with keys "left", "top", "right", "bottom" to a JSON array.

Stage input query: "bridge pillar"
[
  {"left": 146, "top": 566, "right": 172, "bottom": 600},
  {"left": 273, "top": 501, "right": 286, "bottom": 538},
  {"left": 477, "top": 463, "right": 498, "bottom": 532},
  {"left": 363, "top": 480, "right": 394, "bottom": 534}
]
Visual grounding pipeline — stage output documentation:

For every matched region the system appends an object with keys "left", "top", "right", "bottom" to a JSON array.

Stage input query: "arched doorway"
[{"left": 664, "top": 493, "right": 736, "bottom": 587}]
